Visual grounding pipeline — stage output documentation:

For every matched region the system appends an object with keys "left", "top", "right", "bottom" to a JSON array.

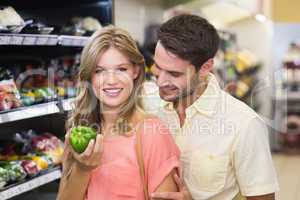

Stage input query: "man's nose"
[{"left": 156, "top": 71, "right": 170, "bottom": 87}]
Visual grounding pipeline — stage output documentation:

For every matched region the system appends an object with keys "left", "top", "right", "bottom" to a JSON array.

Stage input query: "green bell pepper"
[{"left": 70, "top": 126, "right": 97, "bottom": 153}]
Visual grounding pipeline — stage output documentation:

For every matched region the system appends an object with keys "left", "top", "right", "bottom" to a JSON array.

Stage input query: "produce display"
[
  {"left": 214, "top": 31, "right": 261, "bottom": 110},
  {"left": 0, "top": 5, "right": 107, "bottom": 197},
  {"left": 0, "top": 130, "right": 64, "bottom": 189},
  {"left": 278, "top": 42, "right": 300, "bottom": 152},
  {"left": 0, "top": 68, "right": 23, "bottom": 111},
  {"left": 0, "top": 55, "right": 79, "bottom": 112},
  {"left": 0, "top": 80, "right": 22, "bottom": 111},
  {"left": 0, "top": 6, "right": 102, "bottom": 36},
  {"left": 282, "top": 42, "right": 300, "bottom": 91},
  {"left": 219, "top": 49, "right": 260, "bottom": 99},
  {"left": 0, "top": 3, "right": 111, "bottom": 199},
  {"left": 0, "top": 161, "right": 27, "bottom": 189}
]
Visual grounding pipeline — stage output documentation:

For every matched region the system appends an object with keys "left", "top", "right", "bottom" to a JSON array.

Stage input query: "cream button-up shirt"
[{"left": 143, "top": 73, "right": 279, "bottom": 200}]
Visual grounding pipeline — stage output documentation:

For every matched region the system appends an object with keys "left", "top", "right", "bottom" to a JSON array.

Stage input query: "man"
[{"left": 146, "top": 14, "right": 279, "bottom": 200}]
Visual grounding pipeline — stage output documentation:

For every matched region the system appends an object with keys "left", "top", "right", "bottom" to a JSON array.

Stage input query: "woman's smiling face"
[{"left": 91, "top": 47, "right": 139, "bottom": 111}]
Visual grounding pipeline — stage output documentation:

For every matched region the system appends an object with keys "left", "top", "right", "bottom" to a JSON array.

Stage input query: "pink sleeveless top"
[{"left": 85, "top": 117, "right": 180, "bottom": 200}]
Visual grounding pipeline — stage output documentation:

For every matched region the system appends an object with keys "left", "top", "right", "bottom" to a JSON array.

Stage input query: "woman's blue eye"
[
  {"left": 95, "top": 69, "right": 104, "bottom": 73},
  {"left": 118, "top": 68, "right": 127, "bottom": 72}
]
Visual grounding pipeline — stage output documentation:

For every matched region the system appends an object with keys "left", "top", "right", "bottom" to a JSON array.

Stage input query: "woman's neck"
[
  {"left": 101, "top": 108, "right": 145, "bottom": 137},
  {"left": 102, "top": 113, "right": 118, "bottom": 124},
  {"left": 101, "top": 106, "right": 120, "bottom": 136}
]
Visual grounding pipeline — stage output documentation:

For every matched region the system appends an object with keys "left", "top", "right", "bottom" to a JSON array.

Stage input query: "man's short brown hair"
[{"left": 158, "top": 14, "right": 220, "bottom": 70}]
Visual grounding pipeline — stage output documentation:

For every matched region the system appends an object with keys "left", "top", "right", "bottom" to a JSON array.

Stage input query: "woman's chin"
[{"left": 101, "top": 100, "right": 126, "bottom": 111}]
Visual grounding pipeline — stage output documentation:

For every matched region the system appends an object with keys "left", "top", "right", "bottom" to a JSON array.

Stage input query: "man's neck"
[{"left": 175, "top": 81, "right": 208, "bottom": 127}]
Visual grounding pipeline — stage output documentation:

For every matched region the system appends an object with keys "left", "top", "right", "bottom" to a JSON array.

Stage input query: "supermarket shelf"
[
  {"left": 282, "top": 80, "right": 300, "bottom": 85},
  {"left": 0, "top": 34, "right": 58, "bottom": 46},
  {"left": 0, "top": 98, "right": 75, "bottom": 124},
  {"left": 0, "top": 167, "right": 61, "bottom": 200},
  {"left": 287, "top": 92, "right": 300, "bottom": 100},
  {"left": 273, "top": 92, "right": 300, "bottom": 101},
  {"left": 58, "top": 35, "right": 88, "bottom": 47},
  {"left": 0, "top": 34, "right": 88, "bottom": 47},
  {"left": 0, "top": 101, "right": 59, "bottom": 124}
]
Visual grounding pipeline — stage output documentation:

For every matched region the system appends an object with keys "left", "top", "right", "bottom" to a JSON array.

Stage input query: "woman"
[{"left": 57, "top": 26, "right": 180, "bottom": 200}]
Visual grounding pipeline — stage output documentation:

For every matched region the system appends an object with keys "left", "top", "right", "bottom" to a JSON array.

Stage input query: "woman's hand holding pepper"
[{"left": 65, "top": 132, "right": 104, "bottom": 172}]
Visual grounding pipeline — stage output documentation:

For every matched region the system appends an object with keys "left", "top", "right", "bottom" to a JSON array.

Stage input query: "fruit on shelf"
[
  {"left": 55, "top": 86, "right": 76, "bottom": 98},
  {"left": 20, "top": 91, "right": 35, "bottom": 106},
  {"left": 31, "top": 155, "right": 51, "bottom": 170},
  {"left": 20, "top": 160, "right": 39, "bottom": 177},
  {"left": 56, "top": 87, "right": 65, "bottom": 97},
  {"left": 1, "top": 130, "right": 64, "bottom": 167},
  {"left": 0, "top": 80, "right": 22, "bottom": 111},
  {"left": 31, "top": 133, "right": 64, "bottom": 165}
]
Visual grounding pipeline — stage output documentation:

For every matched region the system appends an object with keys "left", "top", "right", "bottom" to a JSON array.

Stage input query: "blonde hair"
[{"left": 67, "top": 26, "right": 145, "bottom": 134}]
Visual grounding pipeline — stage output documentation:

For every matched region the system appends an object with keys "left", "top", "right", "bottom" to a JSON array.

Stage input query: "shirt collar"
[{"left": 163, "top": 73, "right": 221, "bottom": 117}]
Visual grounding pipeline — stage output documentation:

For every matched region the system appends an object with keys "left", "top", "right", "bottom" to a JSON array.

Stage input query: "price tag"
[
  {"left": 23, "top": 36, "right": 36, "bottom": 45},
  {"left": 47, "top": 37, "right": 58, "bottom": 45},
  {"left": 63, "top": 38, "right": 73, "bottom": 46},
  {"left": 10, "top": 36, "right": 24, "bottom": 45},
  {"left": 72, "top": 38, "right": 82, "bottom": 46},
  {"left": 81, "top": 38, "right": 88, "bottom": 46},
  {"left": 36, "top": 37, "right": 48, "bottom": 45},
  {"left": 0, "top": 36, "right": 11, "bottom": 45}
]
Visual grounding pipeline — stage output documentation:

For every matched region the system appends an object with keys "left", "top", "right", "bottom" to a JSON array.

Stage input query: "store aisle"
[{"left": 273, "top": 153, "right": 300, "bottom": 200}]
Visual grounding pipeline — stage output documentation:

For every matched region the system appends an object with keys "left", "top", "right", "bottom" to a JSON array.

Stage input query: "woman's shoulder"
[
  {"left": 142, "top": 114, "right": 166, "bottom": 124},
  {"left": 137, "top": 114, "right": 180, "bottom": 158},
  {"left": 136, "top": 114, "right": 174, "bottom": 143},
  {"left": 140, "top": 115, "right": 168, "bottom": 132}
]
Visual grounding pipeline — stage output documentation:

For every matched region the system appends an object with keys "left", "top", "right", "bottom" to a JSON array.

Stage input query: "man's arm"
[
  {"left": 247, "top": 193, "right": 275, "bottom": 200},
  {"left": 153, "top": 169, "right": 179, "bottom": 199},
  {"left": 234, "top": 117, "right": 279, "bottom": 199},
  {"left": 151, "top": 173, "right": 192, "bottom": 200}
]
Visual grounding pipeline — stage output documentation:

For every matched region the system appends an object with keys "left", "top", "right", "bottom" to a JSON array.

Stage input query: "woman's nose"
[{"left": 106, "top": 71, "right": 118, "bottom": 84}]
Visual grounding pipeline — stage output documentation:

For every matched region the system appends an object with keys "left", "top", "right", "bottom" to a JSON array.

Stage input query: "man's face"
[{"left": 152, "top": 42, "right": 198, "bottom": 102}]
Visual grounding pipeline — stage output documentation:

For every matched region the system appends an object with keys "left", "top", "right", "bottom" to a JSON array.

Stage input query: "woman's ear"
[
  {"left": 198, "top": 58, "right": 214, "bottom": 79},
  {"left": 133, "top": 65, "right": 140, "bottom": 80}
]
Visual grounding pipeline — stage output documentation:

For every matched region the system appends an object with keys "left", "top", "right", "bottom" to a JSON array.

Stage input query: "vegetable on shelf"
[
  {"left": 70, "top": 126, "right": 97, "bottom": 153},
  {"left": 0, "top": 167, "right": 9, "bottom": 189},
  {"left": 0, "top": 161, "right": 27, "bottom": 183}
]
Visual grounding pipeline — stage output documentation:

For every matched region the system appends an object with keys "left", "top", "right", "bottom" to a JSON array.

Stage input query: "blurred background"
[{"left": 0, "top": 0, "right": 299, "bottom": 199}]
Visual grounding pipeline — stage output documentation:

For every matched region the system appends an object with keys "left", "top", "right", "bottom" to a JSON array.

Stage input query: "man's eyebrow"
[
  {"left": 153, "top": 61, "right": 161, "bottom": 70},
  {"left": 153, "top": 61, "right": 184, "bottom": 74}
]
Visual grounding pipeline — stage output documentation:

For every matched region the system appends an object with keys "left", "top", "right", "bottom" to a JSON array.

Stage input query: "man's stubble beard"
[{"left": 167, "top": 75, "right": 204, "bottom": 105}]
